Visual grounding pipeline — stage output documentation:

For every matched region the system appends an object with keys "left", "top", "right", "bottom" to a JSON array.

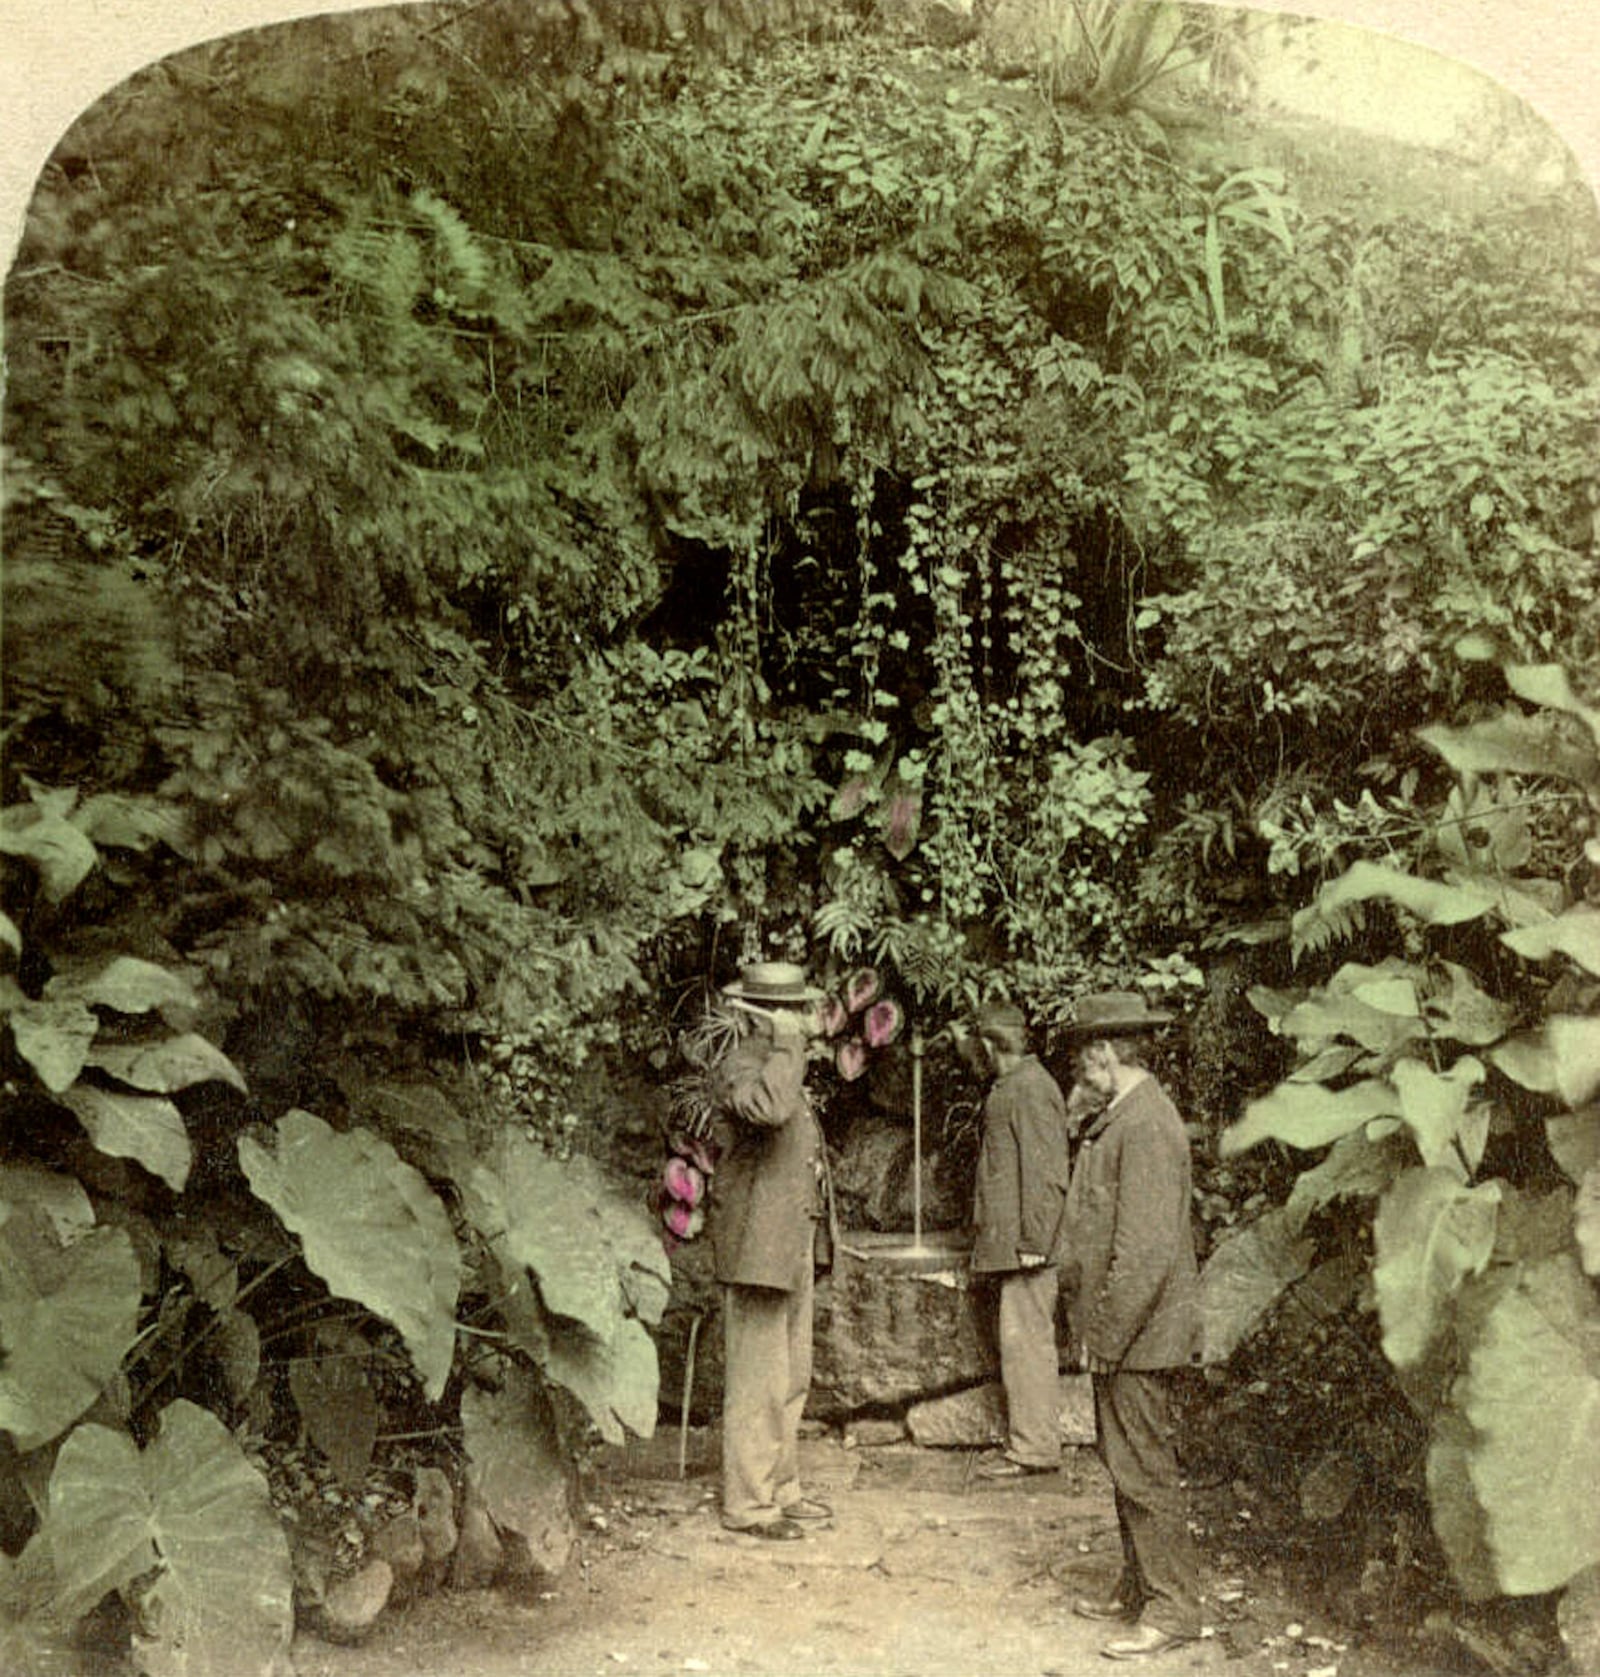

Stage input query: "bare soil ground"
[{"left": 289, "top": 1431, "right": 1477, "bottom": 1677}]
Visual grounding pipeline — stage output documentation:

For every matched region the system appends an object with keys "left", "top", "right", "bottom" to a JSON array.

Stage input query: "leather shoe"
[
  {"left": 781, "top": 1497, "right": 833, "bottom": 1521},
  {"left": 1101, "top": 1624, "right": 1197, "bottom": 1660},
  {"left": 724, "top": 1517, "right": 805, "bottom": 1541},
  {"left": 976, "top": 1455, "right": 1056, "bottom": 1480},
  {"left": 1072, "top": 1595, "right": 1137, "bottom": 1622}
]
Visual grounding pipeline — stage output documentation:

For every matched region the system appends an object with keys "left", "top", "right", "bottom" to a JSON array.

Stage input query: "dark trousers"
[{"left": 1092, "top": 1368, "right": 1201, "bottom": 1638}]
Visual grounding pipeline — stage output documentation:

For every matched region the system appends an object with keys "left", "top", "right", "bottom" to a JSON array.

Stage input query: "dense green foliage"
[
  {"left": 1209, "top": 653, "right": 1600, "bottom": 1605},
  {"left": 3, "top": 0, "right": 1598, "bottom": 1663}
]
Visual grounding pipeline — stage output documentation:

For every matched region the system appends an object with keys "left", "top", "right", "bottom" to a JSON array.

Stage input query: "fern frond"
[
  {"left": 409, "top": 187, "right": 492, "bottom": 305},
  {"left": 812, "top": 896, "right": 872, "bottom": 961},
  {"left": 1290, "top": 898, "right": 1367, "bottom": 965}
]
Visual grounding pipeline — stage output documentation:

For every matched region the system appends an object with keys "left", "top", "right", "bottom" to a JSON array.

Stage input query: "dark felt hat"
[
  {"left": 1062, "top": 990, "right": 1175, "bottom": 1038},
  {"left": 975, "top": 1001, "right": 1026, "bottom": 1040}
]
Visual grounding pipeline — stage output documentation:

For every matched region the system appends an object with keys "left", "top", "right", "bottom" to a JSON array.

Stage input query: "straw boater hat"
[
  {"left": 1062, "top": 991, "right": 1174, "bottom": 1038},
  {"left": 722, "top": 961, "right": 825, "bottom": 1005}
]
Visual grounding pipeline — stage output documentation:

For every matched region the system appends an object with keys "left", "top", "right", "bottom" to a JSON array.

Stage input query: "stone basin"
[
  {"left": 834, "top": 1227, "right": 970, "bottom": 1273},
  {"left": 811, "top": 1227, "right": 989, "bottom": 1416}
]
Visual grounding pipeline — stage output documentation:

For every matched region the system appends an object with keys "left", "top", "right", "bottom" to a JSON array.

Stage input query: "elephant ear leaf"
[
  {"left": 1221, "top": 1077, "right": 1398, "bottom": 1158},
  {"left": 1198, "top": 1205, "right": 1314, "bottom": 1366},
  {"left": 459, "top": 1368, "right": 574, "bottom": 1579},
  {"left": 6, "top": 997, "right": 98, "bottom": 1093},
  {"left": 0, "top": 804, "right": 97, "bottom": 901},
  {"left": 239, "top": 1110, "right": 461, "bottom": 1401},
  {"left": 1392, "top": 1057, "right": 1484, "bottom": 1171},
  {"left": 1503, "top": 663, "right": 1600, "bottom": 748},
  {"left": 1577, "top": 1168, "right": 1600, "bottom": 1278},
  {"left": 1501, "top": 907, "right": 1600, "bottom": 977},
  {"left": 461, "top": 1137, "right": 663, "bottom": 1441},
  {"left": 0, "top": 1206, "right": 141, "bottom": 1452},
  {"left": 48, "top": 1401, "right": 293, "bottom": 1674},
  {"left": 46, "top": 957, "right": 200, "bottom": 1019},
  {"left": 1419, "top": 709, "right": 1600, "bottom": 794},
  {"left": 61, "top": 1085, "right": 191, "bottom": 1193},
  {"left": 1461, "top": 1256, "right": 1600, "bottom": 1594},
  {"left": 1373, "top": 1167, "right": 1501, "bottom": 1369},
  {"left": 87, "top": 1032, "right": 247, "bottom": 1095}
]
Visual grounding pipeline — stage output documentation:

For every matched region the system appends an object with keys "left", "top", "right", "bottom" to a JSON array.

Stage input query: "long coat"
[
  {"left": 971, "top": 1055, "right": 1071, "bottom": 1274},
  {"left": 710, "top": 1031, "right": 830, "bottom": 1291},
  {"left": 1060, "top": 1074, "right": 1202, "bottom": 1369}
]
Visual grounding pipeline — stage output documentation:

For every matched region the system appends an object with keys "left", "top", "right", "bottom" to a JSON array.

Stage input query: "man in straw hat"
[
  {"left": 968, "top": 999, "right": 1072, "bottom": 1480},
  {"left": 1059, "top": 991, "right": 1203, "bottom": 1659},
  {"left": 711, "top": 960, "right": 837, "bottom": 1540}
]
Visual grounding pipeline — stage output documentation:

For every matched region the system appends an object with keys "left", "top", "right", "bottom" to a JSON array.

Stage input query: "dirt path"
[{"left": 289, "top": 1436, "right": 1455, "bottom": 1677}]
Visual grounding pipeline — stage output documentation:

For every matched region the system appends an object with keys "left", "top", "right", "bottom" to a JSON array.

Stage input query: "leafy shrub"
[
  {"left": 1203, "top": 654, "right": 1600, "bottom": 1603},
  {"left": 0, "top": 796, "right": 667, "bottom": 1670}
]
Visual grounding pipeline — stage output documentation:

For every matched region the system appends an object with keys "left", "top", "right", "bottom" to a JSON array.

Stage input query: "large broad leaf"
[
  {"left": 1435, "top": 781, "right": 1533, "bottom": 874},
  {"left": 1502, "top": 907, "right": 1600, "bottom": 977},
  {"left": 86, "top": 1034, "right": 247, "bottom": 1096},
  {"left": 1419, "top": 711, "right": 1600, "bottom": 794},
  {"left": 1373, "top": 1167, "right": 1502, "bottom": 1368},
  {"left": 1489, "top": 1029, "right": 1561, "bottom": 1094},
  {"left": 1222, "top": 1077, "right": 1398, "bottom": 1158},
  {"left": 1548, "top": 1015, "right": 1600, "bottom": 1107},
  {"left": 1487, "top": 1015, "right": 1600, "bottom": 1103},
  {"left": 1504, "top": 663, "right": 1600, "bottom": 748},
  {"left": 1286, "top": 1129, "right": 1408, "bottom": 1220},
  {"left": 466, "top": 1138, "right": 665, "bottom": 1441},
  {"left": 1462, "top": 1255, "right": 1600, "bottom": 1594},
  {"left": 556, "top": 1152, "right": 672, "bottom": 1329},
  {"left": 1278, "top": 992, "right": 1423, "bottom": 1058},
  {"left": 70, "top": 793, "right": 187, "bottom": 856},
  {"left": 523, "top": 1308, "right": 659, "bottom": 1445},
  {"left": 46, "top": 958, "right": 199, "bottom": 1018},
  {"left": 289, "top": 1342, "right": 378, "bottom": 1489},
  {"left": 48, "top": 1401, "right": 293, "bottom": 1675},
  {"left": 1427, "top": 1404, "right": 1501, "bottom": 1602},
  {"left": 464, "top": 1136, "right": 626, "bottom": 1344},
  {"left": 1392, "top": 1056, "right": 1485, "bottom": 1171},
  {"left": 0, "top": 1535, "right": 78, "bottom": 1676},
  {"left": 0, "top": 1163, "right": 95, "bottom": 1247},
  {"left": 1198, "top": 1206, "right": 1314, "bottom": 1366},
  {"left": 238, "top": 1110, "right": 460, "bottom": 1400},
  {"left": 7, "top": 996, "right": 99, "bottom": 1093},
  {"left": 0, "top": 1207, "right": 141, "bottom": 1451},
  {"left": 1577, "top": 1169, "right": 1600, "bottom": 1278},
  {"left": 0, "top": 806, "right": 97, "bottom": 901},
  {"left": 1294, "top": 863, "right": 1503, "bottom": 946},
  {"left": 460, "top": 1367, "right": 574, "bottom": 1574},
  {"left": 1424, "top": 962, "right": 1517, "bottom": 1047},
  {"left": 1547, "top": 1106, "right": 1600, "bottom": 1185},
  {"left": 62, "top": 1086, "right": 191, "bottom": 1192}
]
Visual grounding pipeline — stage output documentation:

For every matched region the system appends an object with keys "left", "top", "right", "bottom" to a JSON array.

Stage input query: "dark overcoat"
[
  {"left": 1061, "top": 1075, "right": 1202, "bottom": 1369},
  {"left": 971, "top": 1055, "right": 1071, "bottom": 1273},
  {"left": 710, "top": 1031, "right": 830, "bottom": 1291}
]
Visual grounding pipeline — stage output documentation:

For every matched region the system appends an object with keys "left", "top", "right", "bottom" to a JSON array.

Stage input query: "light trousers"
[
  {"left": 997, "top": 1264, "right": 1062, "bottom": 1468},
  {"left": 720, "top": 1262, "right": 815, "bottom": 1528}
]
